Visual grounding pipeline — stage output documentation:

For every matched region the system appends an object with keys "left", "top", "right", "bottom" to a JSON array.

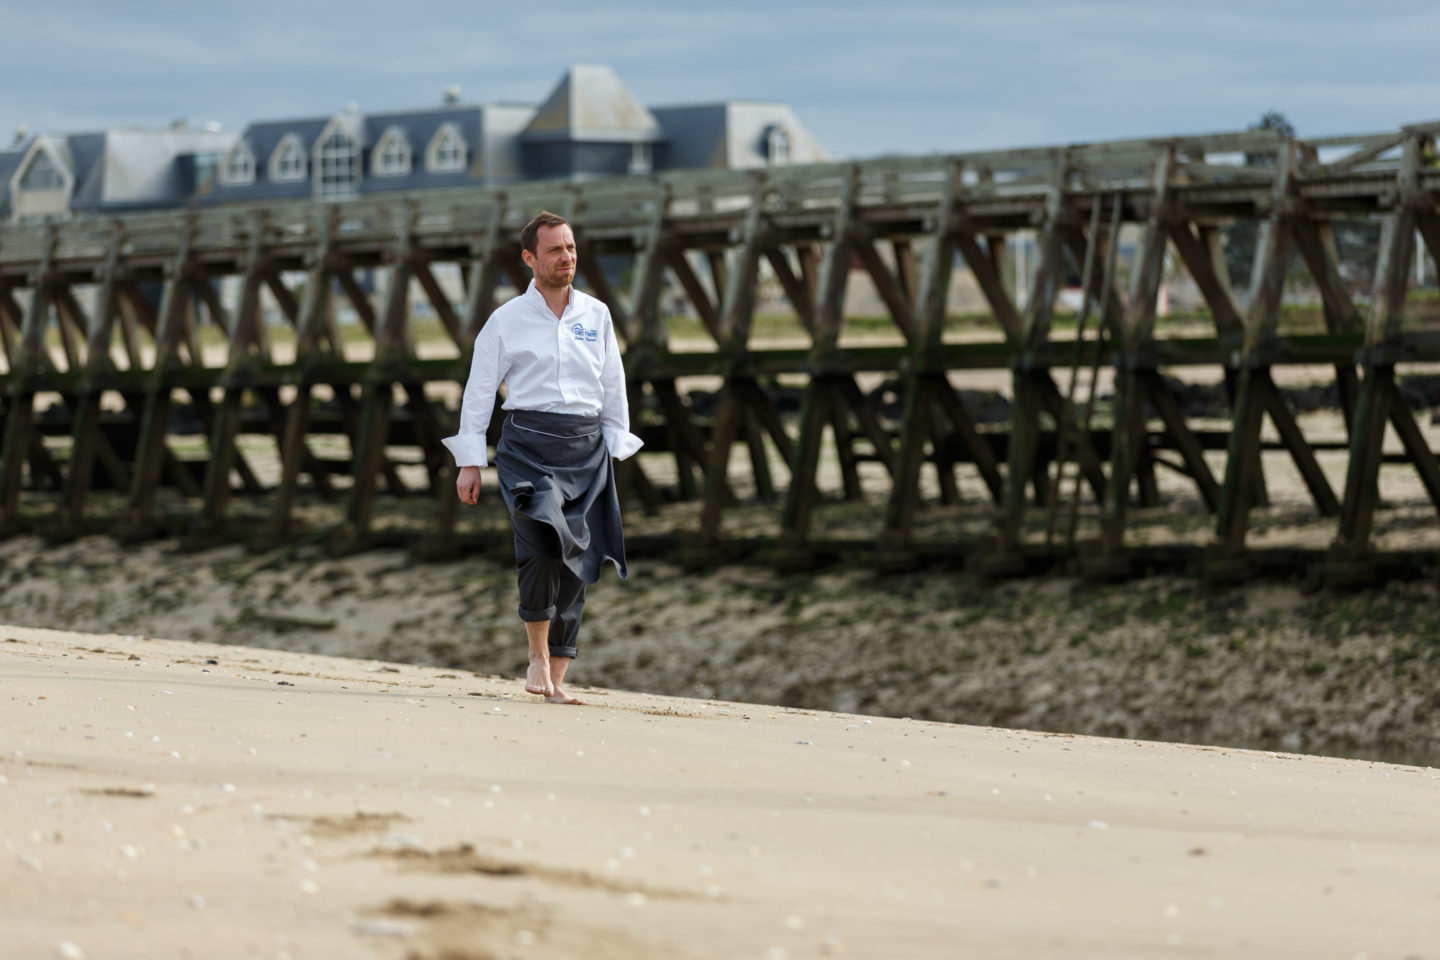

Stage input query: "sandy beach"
[{"left": 4, "top": 625, "right": 1439, "bottom": 960}]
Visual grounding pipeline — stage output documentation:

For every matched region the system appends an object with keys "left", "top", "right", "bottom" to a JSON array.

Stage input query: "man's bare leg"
[
  {"left": 524, "top": 620, "right": 554, "bottom": 696},
  {"left": 546, "top": 656, "right": 584, "bottom": 705}
]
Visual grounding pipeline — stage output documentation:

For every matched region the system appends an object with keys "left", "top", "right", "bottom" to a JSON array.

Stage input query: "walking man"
[{"left": 443, "top": 211, "right": 642, "bottom": 703}]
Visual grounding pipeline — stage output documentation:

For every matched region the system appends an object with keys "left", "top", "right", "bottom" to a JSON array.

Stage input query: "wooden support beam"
[
  {"left": 667, "top": 248, "right": 721, "bottom": 341},
  {"left": 263, "top": 383, "right": 317, "bottom": 547},
  {"left": 697, "top": 174, "right": 769, "bottom": 551},
  {"left": 853, "top": 239, "right": 916, "bottom": 341},
  {"left": 412, "top": 260, "right": 464, "bottom": 349},
  {"left": 932, "top": 378, "right": 1003, "bottom": 502},
  {"left": 882, "top": 161, "right": 964, "bottom": 560},
  {"left": 1098, "top": 148, "right": 1175, "bottom": 562},
  {"left": 1167, "top": 222, "right": 1244, "bottom": 335},
  {"left": 1143, "top": 373, "right": 1221, "bottom": 512},
  {"left": 834, "top": 376, "right": 895, "bottom": 475},
  {"left": 336, "top": 383, "right": 397, "bottom": 552},
  {"left": 51, "top": 287, "right": 84, "bottom": 372},
  {"left": 1336, "top": 203, "right": 1419, "bottom": 556},
  {"left": 779, "top": 167, "right": 858, "bottom": 564},
  {"left": 628, "top": 185, "right": 670, "bottom": 346},
  {"left": 893, "top": 239, "right": 918, "bottom": 308},
  {"left": 715, "top": 174, "right": 768, "bottom": 351},
  {"left": 706, "top": 251, "right": 728, "bottom": 308},
  {"left": 696, "top": 381, "right": 749, "bottom": 549},
  {"left": 336, "top": 211, "right": 415, "bottom": 550},
  {"left": 1212, "top": 143, "right": 1295, "bottom": 559},
  {"left": 263, "top": 273, "right": 300, "bottom": 328},
  {"left": 198, "top": 389, "right": 245, "bottom": 536},
  {"left": 55, "top": 244, "right": 123, "bottom": 537},
  {"left": 1264, "top": 383, "right": 1339, "bottom": 516},
  {"left": 829, "top": 393, "right": 863, "bottom": 501},
  {"left": 955, "top": 232, "right": 1022, "bottom": 341},
  {"left": 761, "top": 246, "right": 812, "bottom": 335},
  {"left": 334, "top": 270, "right": 379, "bottom": 337},
  {"left": 1386, "top": 392, "right": 1440, "bottom": 514},
  {"left": 461, "top": 203, "right": 505, "bottom": 344},
  {"left": 263, "top": 220, "right": 338, "bottom": 547},
  {"left": 1290, "top": 217, "right": 1364, "bottom": 434},
  {"left": 880, "top": 377, "right": 934, "bottom": 553},
  {"left": 1003, "top": 153, "right": 1076, "bottom": 557},
  {"left": 0, "top": 230, "right": 58, "bottom": 531},
  {"left": 742, "top": 406, "right": 776, "bottom": 501}
]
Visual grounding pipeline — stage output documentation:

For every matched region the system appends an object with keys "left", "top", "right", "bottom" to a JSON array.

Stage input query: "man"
[{"left": 443, "top": 211, "right": 642, "bottom": 704}]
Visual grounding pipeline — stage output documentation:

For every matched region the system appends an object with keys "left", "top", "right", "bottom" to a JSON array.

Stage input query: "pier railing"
[{"left": 1, "top": 120, "right": 1438, "bottom": 583}]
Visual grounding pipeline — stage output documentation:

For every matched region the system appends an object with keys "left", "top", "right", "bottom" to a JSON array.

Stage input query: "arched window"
[
  {"left": 427, "top": 123, "right": 467, "bottom": 173},
  {"left": 270, "top": 134, "right": 307, "bottom": 182},
  {"left": 765, "top": 125, "right": 791, "bottom": 165},
  {"left": 373, "top": 127, "right": 411, "bottom": 177},
  {"left": 315, "top": 128, "right": 360, "bottom": 198},
  {"left": 220, "top": 141, "right": 256, "bottom": 186},
  {"left": 19, "top": 149, "right": 65, "bottom": 190}
]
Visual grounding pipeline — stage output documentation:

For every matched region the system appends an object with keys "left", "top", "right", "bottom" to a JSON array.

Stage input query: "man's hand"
[{"left": 456, "top": 465, "right": 482, "bottom": 505}]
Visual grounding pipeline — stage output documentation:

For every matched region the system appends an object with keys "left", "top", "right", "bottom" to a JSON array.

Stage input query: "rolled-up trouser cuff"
[
  {"left": 549, "top": 643, "right": 578, "bottom": 659},
  {"left": 518, "top": 603, "right": 557, "bottom": 622}
]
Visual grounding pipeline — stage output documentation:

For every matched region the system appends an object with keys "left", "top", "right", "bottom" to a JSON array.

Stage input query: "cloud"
[{"left": 1, "top": 1, "right": 1436, "bottom": 154}]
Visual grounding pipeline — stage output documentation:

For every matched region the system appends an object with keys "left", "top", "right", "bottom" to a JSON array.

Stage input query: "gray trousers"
[
  {"left": 496, "top": 410, "right": 625, "bottom": 661},
  {"left": 514, "top": 515, "right": 586, "bottom": 659}
]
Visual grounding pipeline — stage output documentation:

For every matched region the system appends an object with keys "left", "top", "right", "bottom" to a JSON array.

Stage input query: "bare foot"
[
  {"left": 546, "top": 657, "right": 583, "bottom": 704},
  {"left": 525, "top": 657, "right": 554, "bottom": 696}
]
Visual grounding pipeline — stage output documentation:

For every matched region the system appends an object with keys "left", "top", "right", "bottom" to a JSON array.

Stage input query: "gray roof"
[
  {"left": 523, "top": 64, "right": 661, "bottom": 144},
  {"left": 205, "top": 105, "right": 501, "bottom": 202},
  {"left": 651, "top": 101, "right": 826, "bottom": 171},
  {"left": 651, "top": 104, "right": 730, "bottom": 170},
  {"left": 62, "top": 133, "right": 108, "bottom": 209},
  {"left": 206, "top": 116, "right": 330, "bottom": 202},
  {"left": 359, "top": 105, "right": 482, "bottom": 194},
  {"left": 0, "top": 144, "right": 27, "bottom": 216}
]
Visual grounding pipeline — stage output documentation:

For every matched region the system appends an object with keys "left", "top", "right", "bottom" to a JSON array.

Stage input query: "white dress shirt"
[{"left": 442, "top": 281, "right": 644, "bottom": 468}]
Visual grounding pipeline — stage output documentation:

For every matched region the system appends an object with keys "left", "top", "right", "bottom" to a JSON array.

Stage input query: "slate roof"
[
  {"left": 358, "top": 105, "right": 483, "bottom": 194},
  {"left": 0, "top": 145, "right": 24, "bottom": 216},
  {"left": 523, "top": 64, "right": 661, "bottom": 144},
  {"left": 4, "top": 66, "right": 823, "bottom": 216}
]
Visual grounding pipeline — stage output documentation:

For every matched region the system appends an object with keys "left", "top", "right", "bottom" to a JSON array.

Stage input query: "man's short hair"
[{"left": 520, "top": 211, "right": 570, "bottom": 254}]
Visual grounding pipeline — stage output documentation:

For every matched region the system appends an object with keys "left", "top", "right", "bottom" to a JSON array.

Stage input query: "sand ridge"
[{"left": 3, "top": 625, "right": 1439, "bottom": 959}]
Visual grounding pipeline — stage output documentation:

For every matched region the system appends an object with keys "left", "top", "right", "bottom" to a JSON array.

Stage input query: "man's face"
[{"left": 523, "top": 223, "right": 577, "bottom": 291}]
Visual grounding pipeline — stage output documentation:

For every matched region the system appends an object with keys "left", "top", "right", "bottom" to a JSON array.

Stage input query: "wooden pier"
[{"left": 1, "top": 121, "right": 1438, "bottom": 583}]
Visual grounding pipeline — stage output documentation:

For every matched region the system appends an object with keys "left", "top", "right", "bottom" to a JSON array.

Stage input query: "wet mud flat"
[{"left": 1, "top": 534, "right": 1436, "bottom": 767}]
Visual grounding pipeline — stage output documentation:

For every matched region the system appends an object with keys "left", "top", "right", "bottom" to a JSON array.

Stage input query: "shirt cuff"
[
  {"left": 602, "top": 427, "right": 645, "bottom": 462},
  {"left": 442, "top": 434, "right": 489, "bottom": 468}
]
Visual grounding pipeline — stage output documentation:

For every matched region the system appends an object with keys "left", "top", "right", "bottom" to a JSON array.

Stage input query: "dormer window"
[
  {"left": 374, "top": 127, "right": 411, "bottom": 177},
  {"left": 10, "top": 139, "right": 74, "bottom": 221},
  {"left": 20, "top": 150, "right": 65, "bottom": 190},
  {"left": 315, "top": 128, "right": 360, "bottom": 198},
  {"left": 765, "top": 125, "right": 790, "bottom": 165},
  {"left": 270, "top": 134, "right": 307, "bottom": 182},
  {"left": 220, "top": 141, "right": 256, "bottom": 185},
  {"left": 427, "top": 123, "right": 467, "bottom": 173}
]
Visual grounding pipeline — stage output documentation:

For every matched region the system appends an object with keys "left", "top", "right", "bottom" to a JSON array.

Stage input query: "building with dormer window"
[
  {"left": 1, "top": 65, "right": 825, "bottom": 218},
  {"left": 0, "top": 125, "right": 236, "bottom": 222}
]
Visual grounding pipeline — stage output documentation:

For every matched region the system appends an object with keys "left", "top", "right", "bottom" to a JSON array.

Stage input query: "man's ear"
[{"left": 521, "top": 249, "right": 536, "bottom": 270}]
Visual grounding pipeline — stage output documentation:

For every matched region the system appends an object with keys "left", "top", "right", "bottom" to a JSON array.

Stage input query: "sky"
[{"left": 4, "top": 0, "right": 1439, "bottom": 159}]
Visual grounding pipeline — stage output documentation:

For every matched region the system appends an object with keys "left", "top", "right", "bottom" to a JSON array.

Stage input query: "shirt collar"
[{"left": 525, "top": 279, "right": 574, "bottom": 315}]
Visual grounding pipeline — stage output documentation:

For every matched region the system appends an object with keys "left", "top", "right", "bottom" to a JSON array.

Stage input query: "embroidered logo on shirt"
[{"left": 570, "top": 323, "right": 599, "bottom": 343}]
